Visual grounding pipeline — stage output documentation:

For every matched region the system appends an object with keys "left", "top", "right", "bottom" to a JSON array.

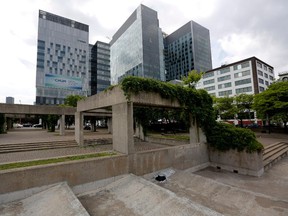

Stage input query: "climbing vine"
[
  {"left": 120, "top": 76, "right": 215, "bottom": 134},
  {"left": 117, "top": 76, "right": 263, "bottom": 152}
]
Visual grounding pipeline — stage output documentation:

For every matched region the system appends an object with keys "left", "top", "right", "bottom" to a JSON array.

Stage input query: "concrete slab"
[
  {"left": 78, "top": 174, "right": 223, "bottom": 216},
  {"left": 146, "top": 168, "right": 288, "bottom": 215},
  {"left": 0, "top": 182, "right": 89, "bottom": 216}
]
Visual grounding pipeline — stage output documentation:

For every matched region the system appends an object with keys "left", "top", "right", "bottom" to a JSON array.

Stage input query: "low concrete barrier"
[
  {"left": 0, "top": 155, "right": 128, "bottom": 195},
  {"left": 209, "top": 148, "right": 264, "bottom": 176},
  {"left": 130, "top": 143, "right": 209, "bottom": 175},
  {"left": 0, "top": 143, "right": 209, "bottom": 196}
]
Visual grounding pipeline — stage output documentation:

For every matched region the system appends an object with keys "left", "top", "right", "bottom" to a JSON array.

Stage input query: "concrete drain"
[{"left": 155, "top": 175, "right": 166, "bottom": 182}]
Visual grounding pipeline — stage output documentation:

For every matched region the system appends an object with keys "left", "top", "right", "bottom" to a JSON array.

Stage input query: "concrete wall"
[
  {"left": 0, "top": 143, "right": 209, "bottom": 196},
  {"left": 209, "top": 148, "right": 264, "bottom": 177},
  {"left": 145, "top": 136, "right": 189, "bottom": 146},
  {"left": 130, "top": 143, "right": 209, "bottom": 175},
  {"left": 0, "top": 155, "right": 128, "bottom": 195}
]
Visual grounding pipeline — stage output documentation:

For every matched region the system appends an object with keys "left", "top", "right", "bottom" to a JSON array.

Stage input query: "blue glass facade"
[
  {"left": 164, "top": 21, "right": 212, "bottom": 81},
  {"left": 110, "top": 5, "right": 165, "bottom": 84},
  {"left": 90, "top": 41, "right": 110, "bottom": 95}
]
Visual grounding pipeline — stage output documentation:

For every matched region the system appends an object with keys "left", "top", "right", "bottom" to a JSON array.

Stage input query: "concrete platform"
[
  {"left": 78, "top": 174, "right": 223, "bottom": 216},
  {"left": 0, "top": 182, "right": 89, "bottom": 216},
  {"left": 145, "top": 168, "right": 288, "bottom": 215}
]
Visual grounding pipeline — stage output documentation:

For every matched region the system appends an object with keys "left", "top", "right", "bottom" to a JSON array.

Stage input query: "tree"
[
  {"left": 235, "top": 94, "right": 254, "bottom": 127},
  {"left": 182, "top": 70, "right": 203, "bottom": 88},
  {"left": 61, "top": 95, "right": 86, "bottom": 129},
  {"left": 214, "top": 96, "right": 237, "bottom": 120},
  {"left": 64, "top": 95, "right": 86, "bottom": 107},
  {"left": 253, "top": 81, "right": 288, "bottom": 133}
]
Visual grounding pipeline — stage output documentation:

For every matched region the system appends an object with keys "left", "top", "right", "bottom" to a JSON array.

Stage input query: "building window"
[
  {"left": 218, "top": 82, "right": 231, "bottom": 89},
  {"left": 235, "top": 78, "right": 251, "bottom": 86},
  {"left": 258, "top": 78, "right": 264, "bottom": 84},
  {"left": 234, "top": 70, "right": 251, "bottom": 78},
  {"left": 259, "top": 86, "right": 265, "bottom": 92},
  {"left": 268, "top": 68, "right": 273, "bottom": 73},
  {"left": 258, "top": 70, "right": 263, "bottom": 76},
  {"left": 241, "top": 61, "right": 250, "bottom": 68},
  {"left": 203, "top": 71, "right": 214, "bottom": 79},
  {"left": 219, "top": 90, "right": 232, "bottom": 96},
  {"left": 265, "top": 80, "right": 269, "bottom": 86},
  {"left": 218, "top": 75, "right": 231, "bottom": 82},
  {"left": 264, "top": 65, "right": 267, "bottom": 71},
  {"left": 257, "top": 61, "right": 262, "bottom": 68},
  {"left": 236, "top": 86, "right": 252, "bottom": 94},
  {"left": 264, "top": 73, "right": 268, "bottom": 78},
  {"left": 203, "top": 79, "right": 215, "bottom": 85},
  {"left": 204, "top": 86, "right": 215, "bottom": 91},
  {"left": 269, "top": 75, "right": 274, "bottom": 81},
  {"left": 219, "top": 67, "right": 230, "bottom": 74}
]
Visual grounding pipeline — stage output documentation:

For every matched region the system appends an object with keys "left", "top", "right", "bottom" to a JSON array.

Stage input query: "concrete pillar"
[
  {"left": 112, "top": 102, "right": 134, "bottom": 154},
  {"left": 107, "top": 118, "right": 112, "bottom": 134},
  {"left": 135, "top": 123, "right": 145, "bottom": 141},
  {"left": 75, "top": 112, "right": 84, "bottom": 146},
  {"left": 59, "top": 114, "right": 65, "bottom": 136},
  {"left": 189, "top": 116, "right": 206, "bottom": 145}
]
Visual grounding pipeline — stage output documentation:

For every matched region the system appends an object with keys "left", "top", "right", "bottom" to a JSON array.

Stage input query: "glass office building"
[
  {"left": 164, "top": 21, "right": 212, "bottom": 81},
  {"left": 90, "top": 41, "right": 110, "bottom": 95},
  {"left": 110, "top": 5, "right": 165, "bottom": 84},
  {"left": 36, "top": 10, "right": 90, "bottom": 105}
]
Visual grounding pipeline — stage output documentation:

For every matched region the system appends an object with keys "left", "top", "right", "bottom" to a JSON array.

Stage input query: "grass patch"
[
  {"left": 0, "top": 152, "right": 117, "bottom": 171},
  {"left": 148, "top": 133, "right": 189, "bottom": 141}
]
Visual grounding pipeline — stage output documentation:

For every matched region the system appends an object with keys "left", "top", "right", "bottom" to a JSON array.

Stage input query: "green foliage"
[
  {"left": 214, "top": 96, "right": 237, "bottom": 120},
  {"left": 0, "top": 113, "right": 5, "bottom": 134},
  {"left": 64, "top": 95, "right": 86, "bottom": 107},
  {"left": 182, "top": 70, "right": 203, "bottom": 88},
  {"left": 207, "top": 122, "right": 263, "bottom": 153},
  {"left": 253, "top": 81, "right": 288, "bottom": 120},
  {"left": 121, "top": 76, "right": 215, "bottom": 133},
  {"left": 0, "top": 152, "right": 117, "bottom": 170}
]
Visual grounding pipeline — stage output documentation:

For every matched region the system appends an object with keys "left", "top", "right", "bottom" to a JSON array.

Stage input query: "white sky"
[{"left": 1, "top": 0, "right": 287, "bottom": 105}]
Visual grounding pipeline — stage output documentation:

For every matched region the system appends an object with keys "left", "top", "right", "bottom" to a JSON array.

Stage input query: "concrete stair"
[
  {"left": 263, "top": 142, "right": 288, "bottom": 170},
  {"left": 0, "top": 140, "right": 78, "bottom": 154}
]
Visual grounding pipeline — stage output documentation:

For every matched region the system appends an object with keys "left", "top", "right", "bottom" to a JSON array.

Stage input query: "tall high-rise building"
[
  {"left": 110, "top": 4, "right": 165, "bottom": 84},
  {"left": 164, "top": 21, "right": 212, "bottom": 81},
  {"left": 90, "top": 41, "right": 110, "bottom": 95},
  {"left": 36, "top": 10, "right": 90, "bottom": 105},
  {"left": 6, "top": 97, "right": 14, "bottom": 104}
]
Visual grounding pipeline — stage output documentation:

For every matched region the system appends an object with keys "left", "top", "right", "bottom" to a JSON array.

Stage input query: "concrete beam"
[{"left": 0, "top": 103, "right": 76, "bottom": 115}]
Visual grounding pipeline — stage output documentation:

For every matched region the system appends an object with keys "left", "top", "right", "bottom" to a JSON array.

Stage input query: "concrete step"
[
  {"left": 263, "top": 142, "right": 288, "bottom": 169},
  {"left": 144, "top": 169, "right": 288, "bottom": 215},
  {"left": 263, "top": 142, "right": 288, "bottom": 161},
  {"left": 0, "top": 141, "right": 78, "bottom": 154},
  {"left": 78, "top": 174, "right": 223, "bottom": 216}
]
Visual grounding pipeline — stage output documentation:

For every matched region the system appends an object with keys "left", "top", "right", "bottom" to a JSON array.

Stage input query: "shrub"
[{"left": 207, "top": 122, "right": 263, "bottom": 153}]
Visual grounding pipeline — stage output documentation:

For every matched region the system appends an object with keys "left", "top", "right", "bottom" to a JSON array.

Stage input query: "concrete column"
[
  {"left": 107, "top": 118, "right": 112, "bottom": 134},
  {"left": 112, "top": 102, "right": 134, "bottom": 154},
  {"left": 135, "top": 123, "right": 145, "bottom": 141},
  {"left": 59, "top": 114, "right": 65, "bottom": 136},
  {"left": 189, "top": 116, "right": 206, "bottom": 145},
  {"left": 75, "top": 112, "right": 84, "bottom": 146}
]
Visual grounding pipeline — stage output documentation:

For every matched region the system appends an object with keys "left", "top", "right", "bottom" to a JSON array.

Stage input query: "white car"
[{"left": 14, "top": 123, "right": 23, "bottom": 128}]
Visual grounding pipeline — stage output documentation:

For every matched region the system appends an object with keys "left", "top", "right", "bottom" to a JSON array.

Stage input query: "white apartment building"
[{"left": 196, "top": 57, "right": 274, "bottom": 97}]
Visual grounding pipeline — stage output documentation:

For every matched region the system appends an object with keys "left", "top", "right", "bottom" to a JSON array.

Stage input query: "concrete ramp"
[
  {"left": 147, "top": 169, "right": 288, "bottom": 216},
  {"left": 0, "top": 182, "right": 89, "bottom": 216},
  {"left": 78, "top": 174, "right": 222, "bottom": 216}
]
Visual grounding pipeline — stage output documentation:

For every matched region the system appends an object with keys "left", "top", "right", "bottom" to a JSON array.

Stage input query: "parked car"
[
  {"left": 33, "top": 124, "right": 42, "bottom": 128},
  {"left": 23, "top": 123, "right": 33, "bottom": 127},
  {"left": 14, "top": 123, "right": 23, "bottom": 128}
]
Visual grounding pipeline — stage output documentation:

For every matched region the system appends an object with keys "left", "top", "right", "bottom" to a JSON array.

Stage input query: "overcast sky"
[{"left": 1, "top": 0, "right": 287, "bottom": 105}]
